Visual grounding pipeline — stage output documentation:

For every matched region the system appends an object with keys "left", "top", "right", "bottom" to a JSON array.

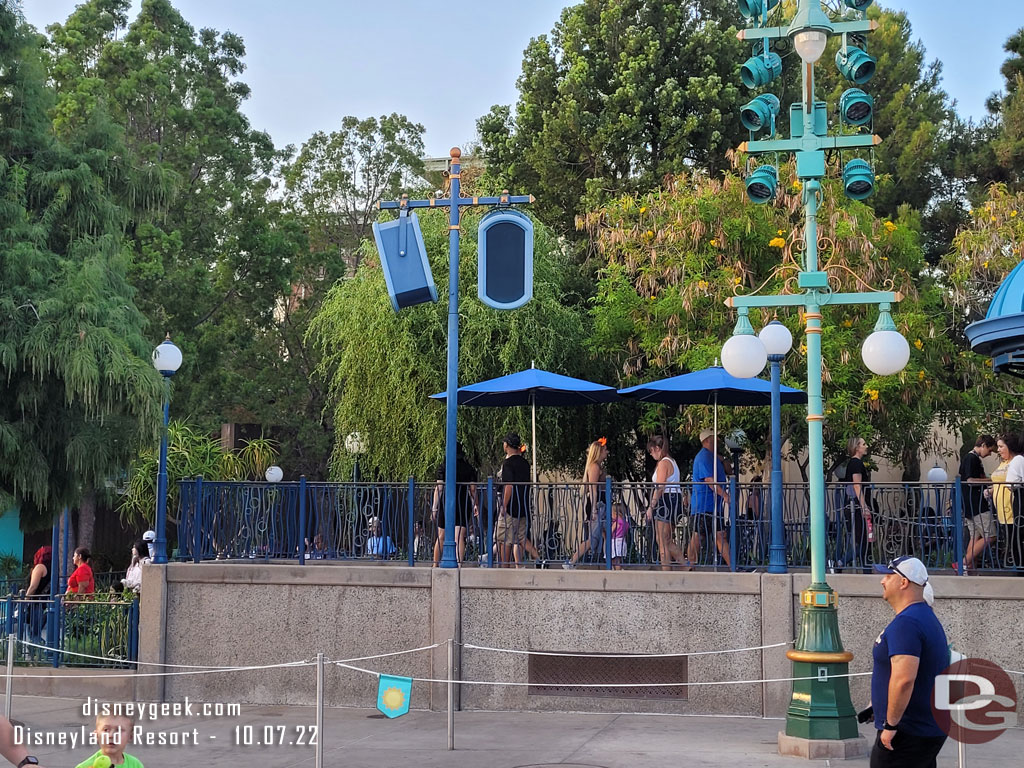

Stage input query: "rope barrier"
[
  {"left": 461, "top": 639, "right": 793, "bottom": 658},
  {"left": 5, "top": 660, "right": 316, "bottom": 680},
  {"left": 327, "top": 644, "right": 440, "bottom": 665},
  {"left": 16, "top": 639, "right": 268, "bottom": 669},
  {"left": 332, "top": 659, "right": 872, "bottom": 688}
]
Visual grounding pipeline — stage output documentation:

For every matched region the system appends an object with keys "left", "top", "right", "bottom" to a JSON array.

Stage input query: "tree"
[
  {"left": 307, "top": 201, "right": 624, "bottom": 482},
  {"left": 0, "top": 6, "right": 161, "bottom": 529},
  {"left": 478, "top": 0, "right": 746, "bottom": 236},
  {"left": 283, "top": 114, "right": 427, "bottom": 274},
  {"left": 582, "top": 166, "right": 966, "bottom": 478},
  {"left": 45, "top": 0, "right": 335, "bottom": 477}
]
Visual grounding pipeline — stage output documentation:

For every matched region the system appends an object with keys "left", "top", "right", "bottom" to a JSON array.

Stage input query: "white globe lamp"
[
  {"left": 265, "top": 465, "right": 284, "bottom": 483},
  {"left": 152, "top": 336, "right": 183, "bottom": 377},
  {"left": 793, "top": 29, "right": 828, "bottom": 64},
  {"left": 926, "top": 463, "right": 948, "bottom": 483},
  {"left": 861, "top": 330, "right": 910, "bottom": 376},
  {"left": 759, "top": 320, "right": 794, "bottom": 357},
  {"left": 722, "top": 334, "right": 768, "bottom": 379}
]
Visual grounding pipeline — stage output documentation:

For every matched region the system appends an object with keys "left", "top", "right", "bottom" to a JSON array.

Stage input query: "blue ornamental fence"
[
  {"left": 175, "top": 476, "right": 1024, "bottom": 574},
  {"left": 0, "top": 592, "right": 139, "bottom": 668}
]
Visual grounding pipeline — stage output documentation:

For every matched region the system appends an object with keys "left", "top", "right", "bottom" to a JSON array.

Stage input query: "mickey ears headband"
[{"left": 597, "top": 436, "right": 607, "bottom": 447}]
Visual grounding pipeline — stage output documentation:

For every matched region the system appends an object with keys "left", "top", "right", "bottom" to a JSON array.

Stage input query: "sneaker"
[
  {"left": 951, "top": 562, "right": 967, "bottom": 575},
  {"left": 562, "top": 562, "right": 575, "bottom": 570},
  {"left": 534, "top": 559, "right": 547, "bottom": 569}
]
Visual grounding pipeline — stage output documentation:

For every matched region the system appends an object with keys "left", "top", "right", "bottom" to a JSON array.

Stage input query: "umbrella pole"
[{"left": 713, "top": 393, "right": 719, "bottom": 571}]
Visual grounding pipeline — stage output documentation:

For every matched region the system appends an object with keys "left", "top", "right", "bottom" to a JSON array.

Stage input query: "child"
[
  {"left": 610, "top": 502, "right": 630, "bottom": 570},
  {"left": 76, "top": 713, "right": 143, "bottom": 768}
]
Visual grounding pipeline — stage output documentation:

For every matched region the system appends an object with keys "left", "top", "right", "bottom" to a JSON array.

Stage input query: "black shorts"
[
  {"left": 693, "top": 512, "right": 726, "bottom": 539},
  {"left": 653, "top": 493, "right": 682, "bottom": 523},
  {"left": 869, "top": 730, "right": 945, "bottom": 768}
]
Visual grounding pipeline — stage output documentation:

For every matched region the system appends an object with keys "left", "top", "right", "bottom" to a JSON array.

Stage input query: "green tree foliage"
[
  {"left": 0, "top": 6, "right": 161, "bottom": 526},
  {"left": 44, "top": 0, "right": 334, "bottom": 476},
  {"left": 308, "top": 207, "right": 621, "bottom": 481},
  {"left": 582, "top": 167, "right": 964, "bottom": 477},
  {"left": 283, "top": 114, "right": 427, "bottom": 273},
  {"left": 118, "top": 423, "right": 278, "bottom": 524},
  {"left": 478, "top": 0, "right": 745, "bottom": 235}
]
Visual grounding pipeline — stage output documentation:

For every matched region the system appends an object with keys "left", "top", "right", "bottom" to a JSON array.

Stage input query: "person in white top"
[
  {"left": 121, "top": 539, "right": 150, "bottom": 593},
  {"left": 1000, "top": 433, "right": 1024, "bottom": 568},
  {"left": 645, "top": 436, "right": 691, "bottom": 571}
]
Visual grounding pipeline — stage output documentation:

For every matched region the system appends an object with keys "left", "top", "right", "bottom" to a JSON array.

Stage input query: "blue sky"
[{"left": 24, "top": 1, "right": 1018, "bottom": 157}]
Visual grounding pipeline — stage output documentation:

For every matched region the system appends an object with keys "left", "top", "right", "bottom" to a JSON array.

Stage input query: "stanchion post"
[
  {"left": 447, "top": 637, "right": 455, "bottom": 751},
  {"left": 315, "top": 652, "right": 324, "bottom": 768},
  {"left": 959, "top": 739, "right": 966, "bottom": 768},
  {"left": 5, "top": 632, "right": 14, "bottom": 717}
]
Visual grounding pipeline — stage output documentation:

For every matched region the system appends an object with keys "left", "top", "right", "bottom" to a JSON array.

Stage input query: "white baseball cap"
[
  {"left": 874, "top": 556, "right": 934, "bottom": 605},
  {"left": 700, "top": 428, "right": 715, "bottom": 443}
]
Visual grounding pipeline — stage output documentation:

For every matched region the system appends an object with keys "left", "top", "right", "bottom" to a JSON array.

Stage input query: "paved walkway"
[{"left": 7, "top": 695, "right": 1020, "bottom": 767}]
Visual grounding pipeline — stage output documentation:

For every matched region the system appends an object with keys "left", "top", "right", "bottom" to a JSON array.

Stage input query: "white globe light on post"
[
  {"left": 265, "top": 465, "right": 284, "bottom": 483},
  {"left": 788, "top": 1, "right": 832, "bottom": 64},
  {"left": 151, "top": 335, "right": 183, "bottom": 565},
  {"left": 926, "top": 463, "right": 948, "bottom": 483},
  {"left": 759, "top": 320, "right": 794, "bottom": 357},
  {"left": 345, "top": 431, "right": 367, "bottom": 483}
]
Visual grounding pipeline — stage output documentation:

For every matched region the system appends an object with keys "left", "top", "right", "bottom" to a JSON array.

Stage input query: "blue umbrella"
[
  {"left": 617, "top": 365, "right": 806, "bottom": 406},
  {"left": 619, "top": 366, "right": 807, "bottom": 566},
  {"left": 430, "top": 366, "right": 619, "bottom": 481}
]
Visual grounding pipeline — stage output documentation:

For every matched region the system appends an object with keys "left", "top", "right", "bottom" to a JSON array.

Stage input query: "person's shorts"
[
  {"left": 611, "top": 537, "right": 627, "bottom": 559},
  {"left": 692, "top": 512, "right": 726, "bottom": 539},
  {"left": 495, "top": 514, "right": 527, "bottom": 545},
  {"left": 653, "top": 493, "right": 683, "bottom": 523},
  {"left": 966, "top": 510, "right": 995, "bottom": 540},
  {"left": 587, "top": 508, "right": 607, "bottom": 550}
]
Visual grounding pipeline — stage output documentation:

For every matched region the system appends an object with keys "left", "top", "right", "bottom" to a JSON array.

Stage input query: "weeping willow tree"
[
  {"left": 583, "top": 164, "right": 970, "bottom": 478},
  {"left": 0, "top": 6, "right": 161, "bottom": 530},
  {"left": 307, "top": 204, "right": 619, "bottom": 481}
]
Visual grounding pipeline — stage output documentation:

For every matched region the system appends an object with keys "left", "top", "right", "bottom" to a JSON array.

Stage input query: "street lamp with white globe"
[
  {"left": 345, "top": 432, "right": 367, "bottom": 483},
  {"left": 151, "top": 335, "right": 183, "bottom": 564}
]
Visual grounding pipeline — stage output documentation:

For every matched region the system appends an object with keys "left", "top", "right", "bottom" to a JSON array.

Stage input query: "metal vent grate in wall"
[{"left": 527, "top": 652, "right": 688, "bottom": 700}]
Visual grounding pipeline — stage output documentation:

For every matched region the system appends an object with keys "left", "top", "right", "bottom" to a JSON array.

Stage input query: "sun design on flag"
[{"left": 381, "top": 686, "right": 406, "bottom": 712}]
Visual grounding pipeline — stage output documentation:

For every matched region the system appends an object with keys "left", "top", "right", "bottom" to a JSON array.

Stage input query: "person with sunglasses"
[{"left": 868, "top": 556, "right": 948, "bottom": 767}]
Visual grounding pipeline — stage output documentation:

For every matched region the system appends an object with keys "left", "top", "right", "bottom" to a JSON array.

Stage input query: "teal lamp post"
[{"left": 723, "top": 1, "right": 910, "bottom": 757}]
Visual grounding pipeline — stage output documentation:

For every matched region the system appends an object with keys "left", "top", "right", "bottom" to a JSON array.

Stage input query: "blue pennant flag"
[{"left": 376, "top": 674, "right": 413, "bottom": 718}]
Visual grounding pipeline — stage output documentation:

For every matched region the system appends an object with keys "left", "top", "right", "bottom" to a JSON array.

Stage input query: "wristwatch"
[
  {"left": 17, "top": 757, "right": 39, "bottom": 767},
  {"left": 882, "top": 721, "right": 899, "bottom": 731}
]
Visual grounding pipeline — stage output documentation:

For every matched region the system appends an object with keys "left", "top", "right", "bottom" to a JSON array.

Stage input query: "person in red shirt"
[{"left": 65, "top": 548, "right": 95, "bottom": 596}]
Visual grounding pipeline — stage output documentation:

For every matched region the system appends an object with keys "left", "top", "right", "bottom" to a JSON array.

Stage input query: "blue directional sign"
[
  {"left": 372, "top": 210, "right": 437, "bottom": 312},
  {"left": 478, "top": 209, "right": 533, "bottom": 310}
]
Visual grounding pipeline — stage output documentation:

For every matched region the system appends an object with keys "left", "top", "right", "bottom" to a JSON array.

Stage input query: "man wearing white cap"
[
  {"left": 869, "top": 556, "right": 947, "bottom": 767},
  {"left": 688, "top": 428, "right": 730, "bottom": 567}
]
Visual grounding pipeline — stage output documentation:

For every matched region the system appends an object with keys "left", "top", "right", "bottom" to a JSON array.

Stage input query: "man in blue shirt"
[
  {"left": 687, "top": 428, "right": 730, "bottom": 567},
  {"left": 870, "top": 556, "right": 948, "bottom": 767}
]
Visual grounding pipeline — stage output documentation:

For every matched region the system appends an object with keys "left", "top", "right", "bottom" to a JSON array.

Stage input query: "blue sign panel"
[
  {"left": 372, "top": 211, "right": 437, "bottom": 312},
  {"left": 478, "top": 210, "right": 533, "bottom": 310}
]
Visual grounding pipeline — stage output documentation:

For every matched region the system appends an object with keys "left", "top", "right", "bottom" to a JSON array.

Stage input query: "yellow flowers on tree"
[{"left": 583, "top": 166, "right": 964, "bottom": 479}]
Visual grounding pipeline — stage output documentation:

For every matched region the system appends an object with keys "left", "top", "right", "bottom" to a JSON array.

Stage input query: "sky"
[{"left": 22, "top": 1, "right": 1019, "bottom": 157}]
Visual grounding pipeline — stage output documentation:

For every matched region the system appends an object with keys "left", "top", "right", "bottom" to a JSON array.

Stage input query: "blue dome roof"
[
  {"left": 986, "top": 259, "right": 1024, "bottom": 319},
  {"left": 966, "top": 259, "right": 1024, "bottom": 357}
]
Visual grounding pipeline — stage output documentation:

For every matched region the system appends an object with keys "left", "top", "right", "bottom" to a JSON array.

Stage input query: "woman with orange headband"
[{"left": 563, "top": 438, "right": 610, "bottom": 569}]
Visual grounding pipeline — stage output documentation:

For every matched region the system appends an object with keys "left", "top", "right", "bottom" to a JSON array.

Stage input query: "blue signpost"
[{"left": 377, "top": 148, "right": 533, "bottom": 568}]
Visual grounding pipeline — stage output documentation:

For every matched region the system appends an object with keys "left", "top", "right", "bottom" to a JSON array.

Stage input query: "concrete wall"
[{"left": 136, "top": 563, "right": 1024, "bottom": 720}]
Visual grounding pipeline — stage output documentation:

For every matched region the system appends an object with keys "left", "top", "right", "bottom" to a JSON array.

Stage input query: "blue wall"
[{"left": 0, "top": 508, "right": 24, "bottom": 561}]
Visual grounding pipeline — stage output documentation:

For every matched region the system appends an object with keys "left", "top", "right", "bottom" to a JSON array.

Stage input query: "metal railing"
[
  {"left": 175, "top": 476, "right": 1024, "bottom": 574},
  {"left": 1, "top": 592, "right": 139, "bottom": 668}
]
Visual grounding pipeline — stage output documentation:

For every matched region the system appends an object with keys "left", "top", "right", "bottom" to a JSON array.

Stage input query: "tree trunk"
[
  {"left": 78, "top": 488, "right": 96, "bottom": 551},
  {"left": 901, "top": 449, "right": 921, "bottom": 482}
]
